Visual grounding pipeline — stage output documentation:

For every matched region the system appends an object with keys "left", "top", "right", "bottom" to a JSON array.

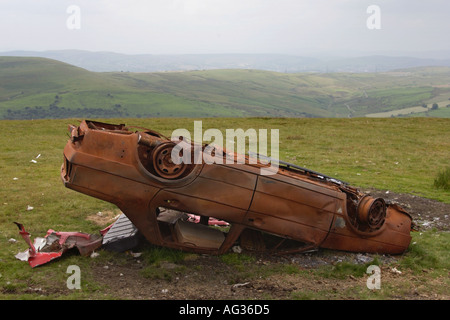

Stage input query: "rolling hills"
[
  {"left": 1, "top": 56, "right": 450, "bottom": 119},
  {"left": 5, "top": 50, "right": 450, "bottom": 73}
]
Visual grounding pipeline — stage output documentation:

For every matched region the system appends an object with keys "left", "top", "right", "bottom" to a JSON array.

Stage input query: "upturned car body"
[{"left": 61, "top": 120, "right": 413, "bottom": 255}]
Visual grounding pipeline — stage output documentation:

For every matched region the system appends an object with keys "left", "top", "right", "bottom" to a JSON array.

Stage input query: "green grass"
[
  {"left": 219, "top": 252, "right": 256, "bottom": 271},
  {"left": 0, "top": 117, "right": 449, "bottom": 299},
  {"left": 313, "top": 257, "right": 381, "bottom": 280},
  {"left": 399, "top": 230, "right": 450, "bottom": 275},
  {"left": 141, "top": 246, "right": 188, "bottom": 265}
]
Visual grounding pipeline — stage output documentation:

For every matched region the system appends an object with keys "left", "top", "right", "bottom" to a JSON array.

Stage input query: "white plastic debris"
[
  {"left": 130, "top": 252, "right": 142, "bottom": 258},
  {"left": 30, "top": 159, "right": 37, "bottom": 164},
  {"left": 36, "top": 154, "right": 41, "bottom": 159},
  {"left": 26, "top": 205, "right": 34, "bottom": 211},
  {"left": 232, "top": 245, "right": 242, "bottom": 253},
  {"left": 391, "top": 267, "right": 402, "bottom": 274},
  {"left": 232, "top": 282, "right": 250, "bottom": 288},
  {"left": 90, "top": 252, "right": 100, "bottom": 258},
  {"left": 13, "top": 177, "right": 19, "bottom": 181},
  {"left": 15, "top": 237, "right": 47, "bottom": 262},
  {"left": 8, "top": 238, "right": 17, "bottom": 243}
]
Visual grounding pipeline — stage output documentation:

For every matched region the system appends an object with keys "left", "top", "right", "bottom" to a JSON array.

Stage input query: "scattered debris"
[
  {"left": 26, "top": 205, "right": 34, "bottom": 211},
  {"left": 232, "top": 282, "right": 250, "bottom": 288},
  {"left": 391, "top": 267, "right": 402, "bottom": 274},
  {"left": 355, "top": 253, "right": 373, "bottom": 264},
  {"left": 13, "top": 212, "right": 148, "bottom": 267},
  {"left": 14, "top": 222, "right": 102, "bottom": 268},
  {"left": 186, "top": 214, "right": 230, "bottom": 226},
  {"left": 29, "top": 154, "right": 41, "bottom": 164},
  {"left": 129, "top": 251, "right": 142, "bottom": 258},
  {"left": 101, "top": 213, "right": 142, "bottom": 252},
  {"left": 232, "top": 245, "right": 242, "bottom": 254}
]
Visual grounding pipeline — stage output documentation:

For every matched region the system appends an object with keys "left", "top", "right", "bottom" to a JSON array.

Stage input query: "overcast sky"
[{"left": 0, "top": 0, "right": 449, "bottom": 57}]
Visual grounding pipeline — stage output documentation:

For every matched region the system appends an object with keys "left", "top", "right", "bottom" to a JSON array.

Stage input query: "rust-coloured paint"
[{"left": 61, "top": 120, "right": 413, "bottom": 255}]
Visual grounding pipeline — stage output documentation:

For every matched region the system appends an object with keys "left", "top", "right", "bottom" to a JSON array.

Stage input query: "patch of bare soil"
[
  {"left": 365, "top": 189, "right": 450, "bottom": 231},
  {"left": 86, "top": 210, "right": 121, "bottom": 227},
  {"left": 91, "top": 190, "right": 450, "bottom": 300}
]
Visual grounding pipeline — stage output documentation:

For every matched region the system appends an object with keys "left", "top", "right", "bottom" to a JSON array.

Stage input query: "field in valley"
[{"left": 1, "top": 57, "right": 450, "bottom": 120}]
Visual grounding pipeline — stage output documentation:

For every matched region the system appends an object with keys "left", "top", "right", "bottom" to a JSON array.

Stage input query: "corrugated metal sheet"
[{"left": 102, "top": 214, "right": 139, "bottom": 251}]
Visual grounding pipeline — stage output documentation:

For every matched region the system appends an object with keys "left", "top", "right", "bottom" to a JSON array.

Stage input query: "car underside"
[{"left": 61, "top": 120, "right": 413, "bottom": 255}]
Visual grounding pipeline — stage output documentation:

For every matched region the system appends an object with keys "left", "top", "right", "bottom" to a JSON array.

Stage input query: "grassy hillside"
[{"left": 1, "top": 57, "right": 450, "bottom": 119}]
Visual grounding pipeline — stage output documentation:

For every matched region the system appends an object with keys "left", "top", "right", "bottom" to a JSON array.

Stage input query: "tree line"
[{"left": 4, "top": 105, "right": 128, "bottom": 120}]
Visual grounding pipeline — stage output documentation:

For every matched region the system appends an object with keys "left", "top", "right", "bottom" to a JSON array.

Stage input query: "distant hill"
[
  {"left": 3, "top": 50, "right": 450, "bottom": 73},
  {"left": 1, "top": 56, "right": 449, "bottom": 120}
]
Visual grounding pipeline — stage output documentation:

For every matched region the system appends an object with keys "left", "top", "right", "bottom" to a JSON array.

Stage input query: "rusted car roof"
[{"left": 61, "top": 120, "right": 413, "bottom": 255}]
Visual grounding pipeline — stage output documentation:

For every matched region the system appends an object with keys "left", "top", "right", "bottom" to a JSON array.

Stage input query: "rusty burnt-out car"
[{"left": 61, "top": 120, "right": 413, "bottom": 255}]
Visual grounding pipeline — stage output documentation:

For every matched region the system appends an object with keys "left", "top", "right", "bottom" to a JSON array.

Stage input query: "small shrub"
[{"left": 434, "top": 167, "right": 450, "bottom": 190}]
